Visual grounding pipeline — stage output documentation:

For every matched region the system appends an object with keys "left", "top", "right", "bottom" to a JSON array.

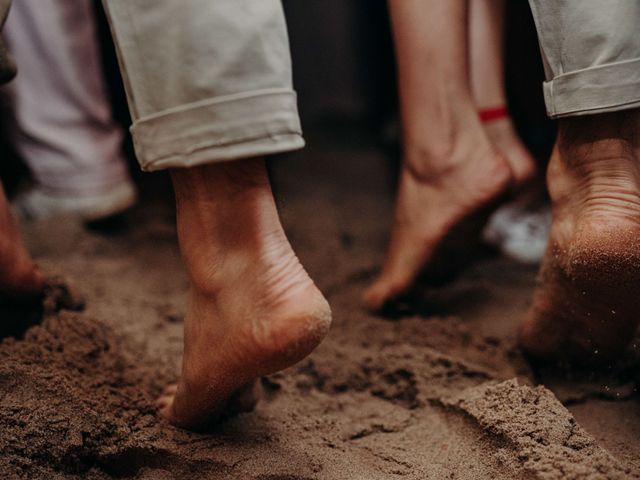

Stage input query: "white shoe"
[
  {"left": 483, "top": 197, "right": 551, "bottom": 264},
  {"left": 12, "top": 181, "right": 137, "bottom": 222}
]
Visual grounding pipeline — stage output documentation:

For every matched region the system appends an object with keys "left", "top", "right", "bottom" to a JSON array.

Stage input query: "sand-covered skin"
[{"left": 2, "top": 135, "right": 639, "bottom": 479}]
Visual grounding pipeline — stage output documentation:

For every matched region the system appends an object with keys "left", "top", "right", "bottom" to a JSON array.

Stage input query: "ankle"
[
  {"left": 551, "top": 112, "right": 640, "bottom": 186},
  {"left": 171, "top": 158, "right": 269, "bottom": 204},
  {"left": 557, "top": 110, "right": 640, "bottom": 162},
  {"left": 170, "top": 158, "right": 284, "bottom": 289},
  {"left": 170, "top": 158, "right": 275, "bottom": 234},
  {"left": 547, "top": 124, "right": 640, "bottom": 226},
  {"left": 402, "top": 120, "right": 501, "bottom": 182}
]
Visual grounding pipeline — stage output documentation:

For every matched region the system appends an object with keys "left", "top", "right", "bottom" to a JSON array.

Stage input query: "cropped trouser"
[
  {"left": 101, "top": 0, "right": 304, "bottom": 172},
  {"left": 529, "top": 0, "right": 640, "bottom": 118}
]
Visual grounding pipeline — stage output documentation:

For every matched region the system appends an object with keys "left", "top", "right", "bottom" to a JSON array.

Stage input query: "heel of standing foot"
[{"left": 520, "top": 116, "right": 640, "bottom": 364}]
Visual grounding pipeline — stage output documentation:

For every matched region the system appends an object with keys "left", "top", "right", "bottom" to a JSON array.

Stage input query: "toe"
[
  {"left": 362, "top": 281, "right": 387, "bottom": 311},
  {"left": 0, "top": 260, "right": 45, "bottom": 299},
  {"left": 162, "top": 383, "right": 178, "bottom": 395},
  {"left": 362, "top": 276, "right": 408, "bottom": 312},
  {"left": 156, "top": 393, "right": 173, "bottom": 408},
  {"left": 156, "top": 394, "right": 175, "bottom": 419},
  {"left": 156, "top": 383, "right": 178, "bottom": 417},
  {"left": 18, "top": 264, "right": 45, "bottom": 298},
  {"left": 158, "top": 403, "right": 174, "bottom": 420}
]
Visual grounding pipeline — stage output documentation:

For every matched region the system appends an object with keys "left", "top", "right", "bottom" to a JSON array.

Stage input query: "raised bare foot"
[
  {"left": 0, "top": 184, "right": 44, "bottom": 298},
  {"left": 519, "top": 112, "right": 640, "bottom": 363},
  {"left": 156, "top": 159, "right": 331, "bottom": 430},
  {"left": 363, "top": 126, "right": 512, "bottom": 311},
  {"left": 483, "top": 116, "right": 537, "bottom": 186}
]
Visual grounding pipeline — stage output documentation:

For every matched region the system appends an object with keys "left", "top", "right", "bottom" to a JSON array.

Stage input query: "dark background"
[{"left": 0, "top": 0, "right": 555, "bottom": 194}]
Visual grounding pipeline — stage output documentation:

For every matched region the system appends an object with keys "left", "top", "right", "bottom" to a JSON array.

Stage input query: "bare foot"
[
  {"left": 519, "top": 112, "right": 640, "bottom": 363},
  {"left": 363, "top": 128, "right": 512, "bottom": 311},
  {"left": 0, "top": 184, "right": 44, "bottom": 298},
  {"left": 484, "top": 117, "right": 537, "bottom": 186},
  {"left": 157, "top": 159, "right": 331, "bottom": 430}
]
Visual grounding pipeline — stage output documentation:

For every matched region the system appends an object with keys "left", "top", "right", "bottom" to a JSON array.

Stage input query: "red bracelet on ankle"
[{"left": 479, "top": 106, "right": 509, "bottom": 123}]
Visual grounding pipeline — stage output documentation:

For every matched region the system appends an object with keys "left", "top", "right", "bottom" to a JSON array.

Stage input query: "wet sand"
[{"left": 2, "top": 131, "right": 639, "bottom": 479}]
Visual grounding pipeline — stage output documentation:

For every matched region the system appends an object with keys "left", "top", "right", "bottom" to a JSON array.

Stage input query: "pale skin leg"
[
  {"left": 363, "top": 0, "right": 513, "bottom": 310},
  {"left": 156, "top": 158, "right": 331, "bottom": 430},
  {"left": 519, "top": 110, "right": 640, "bottom": 363},
  {"left": 0, "top": 183, "right": 44, "bottom": 298},
  {"left": 469, "top": 0, "right": 536, "bottom": 185}
]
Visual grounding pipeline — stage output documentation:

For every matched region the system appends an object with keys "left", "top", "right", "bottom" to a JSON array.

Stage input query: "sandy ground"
[{"left": 2, "top": 131, "right": 640, "bottom": 479}]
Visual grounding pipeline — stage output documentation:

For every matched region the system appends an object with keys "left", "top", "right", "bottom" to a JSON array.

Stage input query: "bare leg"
[
  {"left": 156, "top": 159, "right": 331, "bottom": 430},
  {"left": 519, "top": 111, "right": 640, "bottom": 363},
  {"left": 469, "top": 0, "right": 536, "bottom": 185},
  {"left": 0, "top": 183, "right": 44, "bottom": 298},
  {"left": 363, "top": 0, "right": 512, "bottom": 310}
]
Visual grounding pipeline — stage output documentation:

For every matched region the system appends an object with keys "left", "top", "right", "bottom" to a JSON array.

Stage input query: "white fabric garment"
[{"left": 3, "top": 0, "right": 131, "bottom": 195}]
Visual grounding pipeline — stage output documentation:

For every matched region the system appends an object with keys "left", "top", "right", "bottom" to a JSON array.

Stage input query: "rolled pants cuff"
[
  {"left": 132, "top": 88, "right": 304, "bottom": 171},
  {"left": 543, "top": 58, "right": 640, "bottom": 119}
]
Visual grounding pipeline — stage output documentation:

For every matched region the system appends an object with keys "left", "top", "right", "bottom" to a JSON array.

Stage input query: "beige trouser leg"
[
  {"left": 529, "top": 0, "right": 640, "bottom": 118},
  {"left": 101, "top": 0, "right": 304, "bottom": 172}
]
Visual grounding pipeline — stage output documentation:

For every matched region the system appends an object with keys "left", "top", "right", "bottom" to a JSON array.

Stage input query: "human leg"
[
  {"left": 520, "top": 0, "right": 640, "bottom": 362},
  {"left": 0, "top": 1, "right": 42, "bottom": 299},
  {"left": 469, "top": 0, "right": 536, "bottom": 185},
  {"left": 0, "top": 182, "right": 43, "bottom": 298},
  {"left": 520, "top": 111, "right": 640, "bottom": 362},
  {"left": 101, "top": 0, "right": 331, "bottom": 429},
  {"left": 363, "top": 0, "right": 512, "bottom": 310},
  {"left": 157, "top": 159, "right": 330, "bottom": 429}
]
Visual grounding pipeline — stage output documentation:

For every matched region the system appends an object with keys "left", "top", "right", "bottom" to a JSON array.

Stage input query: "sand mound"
[
  {"left": 0, "top": 303, "right": 164, "bottom": 478},
  {"left": 438, "top": 379, "right": 634, "bottom": 479}
]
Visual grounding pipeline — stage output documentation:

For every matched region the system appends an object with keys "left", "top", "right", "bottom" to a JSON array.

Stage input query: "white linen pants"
[{"left": 3, "top": 0, "right": 130, "bottom": 195}]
